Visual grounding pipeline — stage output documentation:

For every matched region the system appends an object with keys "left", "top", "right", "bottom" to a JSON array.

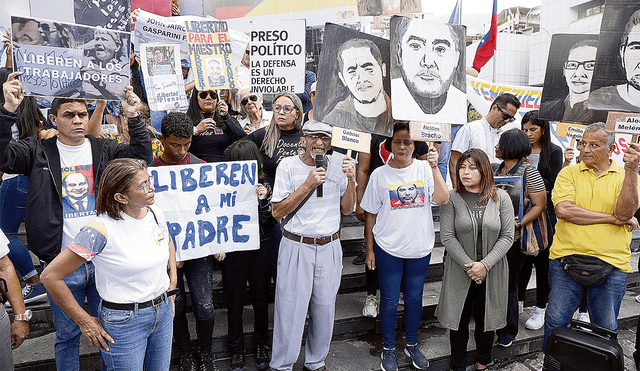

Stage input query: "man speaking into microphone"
[{"left": 270, "top": 120, "right": 356, "bottom": 371}]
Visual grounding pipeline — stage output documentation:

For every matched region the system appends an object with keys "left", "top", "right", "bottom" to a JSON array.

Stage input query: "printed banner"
[
  {"left": 140, "top": 43, "right": 187, "bottom": 111},
  {"left": 249, "top": 19, "right": 305, "bottom": 94},
  {"left": 390, "top": 16, "right": 466, "bottom": 125},
  {"left": 134, "top": 10, "right": 201, "bottom": 61},
  {"left": 150, "top": 161, "right": 260, "bottom": 261},
  {"left": 185, "top": 19, "right": 238, "bottom": 91},
  {"left": 357, "top": 0, "right": 421, "bottom": 17},
  {"left": 12, "top": 16, "right": 130, "bottom": 101},
  {"left": 132, "top": 0, "right": 172, "bottom": 17}
]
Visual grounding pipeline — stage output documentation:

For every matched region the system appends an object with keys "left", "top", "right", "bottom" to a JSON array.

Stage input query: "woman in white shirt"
[
  {"left": 42, "top": 158, "right": 177, "bottom": 371},
  {"left": 360, "top": 121, "right": 449, "bottom": 371}
]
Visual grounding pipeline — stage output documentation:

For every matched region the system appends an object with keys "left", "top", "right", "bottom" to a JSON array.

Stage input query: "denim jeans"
[
  {"left": 0, "top": 175, "right": 37, "bottom": 280},
  {"left": 542, "top": 259, "right": 628, "bottom": 352},
  {"left": 437, "top": 124, "right": 462, "bottom": 180},
  {"left": 43, "top": 261, "right": 102, "bottom": 371},
  {"left": 173, "top": 256, "right": 215, "bottom": 356},
  {"left": 99, "top": 297, "right": 173, "bottom": 370},
  {"left": 374, "top": 243, "right": 430, "bottom": 349}
]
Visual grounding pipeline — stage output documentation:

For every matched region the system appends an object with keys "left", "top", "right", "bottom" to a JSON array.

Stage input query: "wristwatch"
[{"left": 14, "top": 309, "right": 32, "bottom": 322}]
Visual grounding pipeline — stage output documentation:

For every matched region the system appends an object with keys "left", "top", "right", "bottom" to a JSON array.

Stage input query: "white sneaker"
[
  {"left": 518, "top": 301, "right": 524, "bottom": 314},
  {"left": 363, "top": 294, "right": 378, "bottom": 318},
  {"left": 577, "top": 311, "right": 590, "bottom": 323},
  {"left": 525, "top": 307, "right": 545, "bottom": 330}
]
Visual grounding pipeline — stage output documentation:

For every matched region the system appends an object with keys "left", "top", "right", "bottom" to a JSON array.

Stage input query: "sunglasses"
[
  {"left": 241, "top": 95, "right": 258, "bottom": 106},
  {"left": 198, "top": 91, "right": 217, "bottom": 100},
  {"left": 495, "top": 105, "right": 515, "bottom": 123},
  {"left": 273, "top": 104, "right": 295, "bottom": 114}
]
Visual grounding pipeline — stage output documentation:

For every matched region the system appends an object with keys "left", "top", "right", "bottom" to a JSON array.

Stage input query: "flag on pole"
[
  {"left": 472, "top": 0, "right": 497, "bottom": 72},
  {"left": 448, "top": 0, "right": 460, "bottom": 24}
]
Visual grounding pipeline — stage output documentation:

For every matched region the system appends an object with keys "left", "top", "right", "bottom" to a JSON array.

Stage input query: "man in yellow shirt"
[{"left": 542, "top": 123, "right": 640, "bottom": 370}]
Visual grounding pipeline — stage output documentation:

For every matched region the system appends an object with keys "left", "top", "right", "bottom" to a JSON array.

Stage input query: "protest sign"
[
  {"left": 150, "top": 161, "right": 260, "bottom": 261},
  {"left": 390, "top": 17, "right": 466, "bottom": 125},
  {"left": 331, "top": 127, "right": 371, "bottom": 153},
  {"left": 607, "top": 112, "right": 640, "bottom": 143},
  {"left": 134, "top": 10, "right": 201, "bottom": 61},
  {"left": 409, "top": 122, "right": 451, "bottom": 142},
  {"left": 357, "top": 0, "right": 421, "bottom": 17},
  {"left": 185, "top": 19, "right": 238, "bottom": 91},
  {"left": 140, "top": 43, "right": 187, "bottom": 111},
  {"left": 12, "top": 16, "right": 130, "bottom": 101},
  {"left": 495, "top": 176, "right": 523, "bottom": 221},
  {"left": 132, "top": 0, "right": 171, "bottom": 17},
  {"left": 249, "top": 19, "right": 305, "bottom": 94},
  {"left": 74, "top": 0, "right": 130, "bottom": 31}
]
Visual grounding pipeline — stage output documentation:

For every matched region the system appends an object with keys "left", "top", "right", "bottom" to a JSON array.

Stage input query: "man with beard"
[
  {"left": 543, "top": 39, "right": 606, "bottom": 123},
  {"left": 391, "top": 17, "right": 466, "bottom": 124},
  {"left": 590, "top": 10, "right": 640, "bottom": 112},
  {"left": 323, "top": 39, "right": 392, "bottom": 137}
]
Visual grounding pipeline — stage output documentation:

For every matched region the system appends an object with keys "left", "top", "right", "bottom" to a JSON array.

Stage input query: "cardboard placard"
[
  {"left": 140, "top": 43, "right": 187, "bottom": 111},
  {"left": 409, "top": 122, "right": 451, "bottom": 142},
  {"left": 607, "top": 111, "right": 640, "bottom": 143},
  {"left": 331, "top": 127, "right": 371, "bottom": 153}
]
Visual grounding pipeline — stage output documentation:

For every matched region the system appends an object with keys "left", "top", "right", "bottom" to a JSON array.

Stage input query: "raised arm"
[
  {"left": 340, "top": 155, "right": 357, "bottom": 215},
  {"left": 613, "top": 143, "right": 640, "bottom": 221},
  {"left": 428, "top": 145, "right": 449, "bottom": 205},
  {"left": 355, "top": 152, "right": 371, "bottom": 222}
]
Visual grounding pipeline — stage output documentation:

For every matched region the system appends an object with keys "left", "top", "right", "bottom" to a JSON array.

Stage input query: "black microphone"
[{"left": 316, "top": 154, "right": 324, "bottom": 199}]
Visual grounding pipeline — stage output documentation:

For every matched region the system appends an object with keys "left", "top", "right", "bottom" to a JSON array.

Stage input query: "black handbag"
[{"left": 559, "top": 254, "right": 615, "bottom": 287}]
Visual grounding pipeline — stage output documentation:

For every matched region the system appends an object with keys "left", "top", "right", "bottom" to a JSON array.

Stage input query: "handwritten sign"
[
  {"left": 249, "top": 19, "right": 305, "bottom": 94},
  {"left": 607, "top": 112, "right": 640, "bottom": 142},
  {"left": 331, "top": 127, "right": 371, "bottom": 153},
  {"left": 185, "top": 19, "right": 237, "bottom": 91},
  {"left": 409, "top": 122, "right": 451, "bottom": 142},
  {"left": 150, "top": 161, "right": 259, "bottom": 261},
  {"left": 140, "top": 43, "right": 187, "bottom": 111}
]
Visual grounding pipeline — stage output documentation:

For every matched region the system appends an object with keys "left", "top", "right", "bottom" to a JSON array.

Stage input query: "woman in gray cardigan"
[{"left": 435, "top": 149, "right": 515, "bottom": 371}]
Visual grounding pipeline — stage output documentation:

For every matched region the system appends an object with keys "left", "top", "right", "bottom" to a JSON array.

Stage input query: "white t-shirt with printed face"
[
  {"left": 57, "top": 140, "right": 97, "bottom": 251},
  {"left": 360, "top": 160, "right": 436, "bottom": 259}
]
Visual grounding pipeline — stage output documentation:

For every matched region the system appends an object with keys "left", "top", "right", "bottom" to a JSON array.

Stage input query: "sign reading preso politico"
[
  {"left": 249, "top": 19, "right": 305, "bottom": 94},
  {"left": 140, "top": 43, "right": 187, "bottom": 111},
  {"left": 185, "top": 19, "right": 238, "bottom": 91},
  {"left": 12, "top": 16, "right": 130, "bottom": 101},
  {"left": 150, "top": 161, "right": 259, "bottom": 261}
]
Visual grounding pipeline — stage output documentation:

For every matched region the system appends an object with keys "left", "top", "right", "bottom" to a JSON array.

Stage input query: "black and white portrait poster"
[
  {"left": 140, "top": 44, "right": 187, "bottom": 111},
  {"left": 539, "top": 34, "right": 607, "bottom": 124},
  {"left": 357, "top": 0, "right": 421, "bottom": 17},
  {"left": 74, "top": 0, "right": 130, "bottom": 31},
  {"left": 390, "top": 16, "right": 466, "bottom": 125},
  {"left": 12, "top": 16, "right": 130, "bottom": 101},
  {"left": 589, "top": 0, "right": 640, "bottom": 113},
  {"left": 314, "top": 23, "right": 392, "bottom": 137}
]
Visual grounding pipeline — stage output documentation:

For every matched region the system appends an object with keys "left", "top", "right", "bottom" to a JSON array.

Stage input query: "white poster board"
[{"left": 140, "top": 43, "right": 187, "bottom": 111}]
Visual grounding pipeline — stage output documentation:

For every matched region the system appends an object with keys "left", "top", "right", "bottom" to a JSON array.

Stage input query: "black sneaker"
[
  {"left": 256, "top": 345, "right": 270, "bottom": 370},
  {"left": 230, "top": 352, "right": 244, "bottom": 370},
  {"left": 352, "top": 251, "right": 366, "bottom": 265},
  {"left": 178, "top": 353, "right": 197, "bottom": 371},
  {"left": 197, "top": 352, "right": 219, "bottom": 371}
]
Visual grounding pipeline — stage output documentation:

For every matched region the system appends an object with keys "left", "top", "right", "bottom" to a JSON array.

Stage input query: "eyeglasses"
[
  {"left": 495, "top": 105, "right": 515, "bottom": 123},
  {"left": 273, "top": 104, "right": 295, "bottom": 114},
  {"left": 564, "top": 60, "right": 596, "bottom": 71},
  {"left": 198, "top": 91, "right": 217, "bottom": 100},
  {"left": 123, "top": 176, "right": 154, "bottom": 194},
  {"left": 241, "top": 95, "right": 258, "bottom": 106},
  {"left": 306, "top": 134, "right": 331, "bottom": 143}
]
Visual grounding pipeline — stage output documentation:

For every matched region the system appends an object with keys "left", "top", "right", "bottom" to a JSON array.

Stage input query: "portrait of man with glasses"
[{"left": 540, "top": 35, "right": 607, "bottom": 123}]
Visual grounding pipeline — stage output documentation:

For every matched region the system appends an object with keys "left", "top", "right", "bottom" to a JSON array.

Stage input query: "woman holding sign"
[
  {"left": 187, "top": 88, "right": 246, "bottom": 162},
  {"left": 437, "top": 148, "right": 514, "bottom": 371},
  {"left": 360, "top": 122, "right": 449, "bottom": 371},
  {"left": 41, "top": 158, "right": 177, "bottom": 371}
]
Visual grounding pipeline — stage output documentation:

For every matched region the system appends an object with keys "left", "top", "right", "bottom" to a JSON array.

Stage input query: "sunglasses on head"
[
  {"left": 198, "top": 91, "right": 217, "bottom": 100},
  {"left": 241, "top": 95, "right": 258, "bottom": 106},
  {"left": 495, "top": 105, "right": 515, "bottom": 123}
]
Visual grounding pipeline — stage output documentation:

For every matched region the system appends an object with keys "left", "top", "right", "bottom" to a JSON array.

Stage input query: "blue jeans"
[
  {"left": 542, "top": 259, "right": 628, "bottom": 352},
  {"left": 99, "top": 297, "right": 173, "bottom": 370},
  {"left": 150, "top": 110, "right": 167, "bottom": 132},
  {"left": 0, "top": 176, "right": 36, "bottom": 280},
  {"left": 43, "top": 261, "right": 102, "bottom": 371},
  {"left": 374, "top": 243, "right": 430, "bottom": 349},
  {"left": 437, "top": 124, "right": 462, "bottom": 180}
]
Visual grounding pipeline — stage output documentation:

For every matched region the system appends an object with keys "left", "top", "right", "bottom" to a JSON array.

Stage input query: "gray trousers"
[
  {"left": 0, "top": 304, "right": 13, "bottom": 371},
  {"left": 270, "top": 237, "right": 343, "bottom": 371}
]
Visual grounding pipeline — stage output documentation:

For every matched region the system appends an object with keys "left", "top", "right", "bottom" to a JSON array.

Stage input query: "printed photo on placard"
[
  {"left": 74, "top": 0, "right": 130, "bottom": 31},
  {"left": 388, "top": 180, "right": 426, "bottom": 209},
  {"left": 589, "top": 0, "right": 640, "bottom": 113},
  {"left": 539, "top": 34, "right": 607, "bottom": 124},
  {"left": 390, "top": 16, "right": 466, "bottom": 124},
  {"left": 141, "top": 43, "right": 187, "bottom": 111},
  {"left": 314, "top": 23, "right": 392, "bottom": 137},
  {"left": 146, "top": 45, "right": 176, "bottom": 76},
  {"left": 12, "top": 16, "right": 130, "bottom": 101},
  {"left": 357, "top": 0, "right": 421, "bottom": 17}
]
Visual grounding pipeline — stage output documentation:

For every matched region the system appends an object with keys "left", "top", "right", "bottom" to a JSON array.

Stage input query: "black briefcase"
[{"left": 545, "top": 320, "right": 624, "bottom": 371}]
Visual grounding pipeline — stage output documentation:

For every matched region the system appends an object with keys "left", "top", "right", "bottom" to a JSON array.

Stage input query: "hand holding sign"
[
  {"left": 3, "top": 72, "right": 24, "bottom": 113},
  {"left": 427, "top": 145, "right": 439, "bottom": 168},
  {"left": 563, "top": 147, "right": 575, "bottom": 167},
  {"left": 342, "top": 151, "right": 356, "bottom": 181},
  {"left": 623, "top": 143, "right": 640, "bottom": 172}
]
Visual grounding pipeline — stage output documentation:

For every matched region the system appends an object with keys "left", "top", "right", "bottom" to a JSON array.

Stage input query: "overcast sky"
[{"left": 424, "top": 0, "right": 542, "bottom": 35}]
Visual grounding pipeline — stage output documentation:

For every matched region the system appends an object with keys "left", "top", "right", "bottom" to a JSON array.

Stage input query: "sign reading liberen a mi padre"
[{"left": 12, "top": 15, "right": 130, "bottom": 101}]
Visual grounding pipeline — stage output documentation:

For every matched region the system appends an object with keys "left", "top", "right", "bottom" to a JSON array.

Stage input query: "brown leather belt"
[{"left": 282, "top": 230, "right": 340, "bottom": 245}]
